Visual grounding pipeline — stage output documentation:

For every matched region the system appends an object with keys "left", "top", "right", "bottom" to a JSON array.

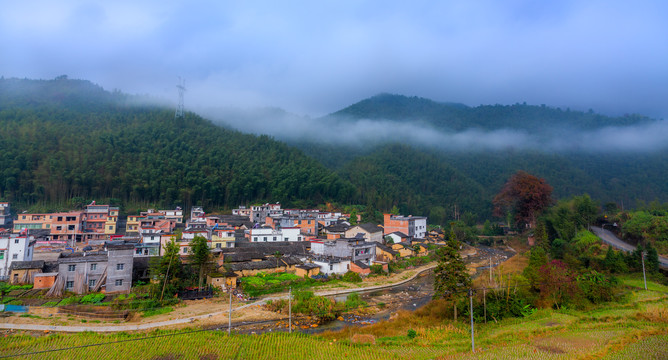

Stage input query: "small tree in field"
[
  {"left": 433, "top": 228, "right": 471, "bottom": 301},
  {"left": 538, "top": 260, "right": 578, "bottom": 309}
]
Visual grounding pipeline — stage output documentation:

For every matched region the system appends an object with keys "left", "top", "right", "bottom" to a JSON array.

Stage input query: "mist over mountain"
[{"left": 204, "top": 93, "right": 667, "bottom": 154}]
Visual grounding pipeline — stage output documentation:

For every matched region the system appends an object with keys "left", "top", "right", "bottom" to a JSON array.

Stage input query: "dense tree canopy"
[
  {"left": 0, "top": 78, "right": 357, "bottom": 211},
  {"left": 493, "top": 171, "right": 553, "bottom": 228}
]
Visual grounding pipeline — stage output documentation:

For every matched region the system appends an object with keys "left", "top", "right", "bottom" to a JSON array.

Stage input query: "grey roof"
[
  {"left": 375, "top": 243, "right": 399, "bottom": 256},
  {"left": 353, "top": 260, "right": 370, "bottom": 269},
  {"left": 9, "top": 260, "right": 44, "bottom": 270},
  {"left": 324, "top": 223, "right": 351, "bottom": 233},
  {"left": 389, "top": 231, "right": 409, "bottom": 238},
  {"left": 296, "top": 263, "right": 320, "bottom": 270},
  {"left": 229, "top": 256, "right": 302, "bottom": 272},
  {"left": 356, "top": 223, "right": 383, "bottom": 234}
]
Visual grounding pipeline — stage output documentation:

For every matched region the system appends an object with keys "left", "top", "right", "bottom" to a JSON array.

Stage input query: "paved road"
[
  {"left": 591, "top": 226, "right": 668, "bottom": 269},
  {"left": 0, "top": 264, "right": 437, "bottom": 333}
]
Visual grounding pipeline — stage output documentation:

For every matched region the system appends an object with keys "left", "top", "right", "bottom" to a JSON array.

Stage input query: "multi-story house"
[
  {"left": 125, "top": 214, "right": 146, "bottom": 233},
  {"left": 0, "top": 233, "right": 36, "bottom": 280},
  {"left": 56, "top": 243, "right": 133, "bottom": 294},
  {"left": 249, "top": 226, "right": 302, "bottom": 243},
  {"left": 83, "top": 204, "right": 118, "bottom": 241},
  {"left": 383, "top": 214, "right": 428, "bottom": 239},
  {"left": 310, "top": 236, "right": 376, "bottom": 267},
  {"left": 13, "top": 213, "right": 52, "bottom": 233},
  {"left": 265, "top": 215, "right": 319, "bottom": 237},
  {"left": 0, "top": 202, "right": 12, "bottom": 229},
  {"left": 50, "top": 211, "right": 85, "bottom": 243},
  {"left": 231, "top": 205, "right": 252, "bottom": 218},
  {"left": 211, "top": 228, "right": 236, "bottom": 249},
  {"left": 250, "top": 203, "right": 282, "bottom": 223},
  {"left": 345, "top": 223, "right": 384, "bottom": 243}
]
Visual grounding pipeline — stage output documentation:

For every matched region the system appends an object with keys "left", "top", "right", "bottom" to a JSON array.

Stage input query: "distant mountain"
[{"left": 330, "top": 93, "right": 653, "bottom": 132}]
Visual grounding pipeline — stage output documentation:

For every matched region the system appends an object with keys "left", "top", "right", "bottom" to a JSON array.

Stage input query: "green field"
[{"left": 1, "top": 278, "right": 667, "bottom": 359}]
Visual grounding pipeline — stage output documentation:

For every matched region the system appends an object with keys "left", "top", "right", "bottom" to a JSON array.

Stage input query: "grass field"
[{"left": 1, "top": 274, "right": 666, "bottom": 359}]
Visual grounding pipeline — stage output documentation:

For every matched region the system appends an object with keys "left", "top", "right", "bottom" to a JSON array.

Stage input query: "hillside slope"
[{"left": 0, "top": 78, "right": 357, "bottom": 211}]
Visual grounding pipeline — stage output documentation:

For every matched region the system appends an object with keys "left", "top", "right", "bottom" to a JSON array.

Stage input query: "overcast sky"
[{"left": 1, "top": 1, "right": 667, "bottom": 118}]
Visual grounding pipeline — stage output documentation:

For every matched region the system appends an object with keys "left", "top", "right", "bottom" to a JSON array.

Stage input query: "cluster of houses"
[{"left": 0, "top": 201, "right": 443, "bottom": 295}]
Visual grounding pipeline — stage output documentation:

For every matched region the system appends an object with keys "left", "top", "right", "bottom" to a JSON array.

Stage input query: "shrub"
[
  {"left": 342, "top": 271, "right": 362, "bottom": 283},
  {"left": 142, "top": 307, "right": 173, "bottom": 317},
  {"left": 58, "top": 297, "right": 79, "bottom": 306},
  {"left": 42, "top": 301, "right": 59, "bottom": 307},
  {"left": 344, "top": 292, "right": 367, "bottom": 310},
  {"left": 370, "top": 265, "right": 385, "bottom": 275},
  {"left": 80, "top": 293, "right": 105, "bottom": 304},
  {"left": 407, "top": 329, "right": 417, "bottom": 339}
]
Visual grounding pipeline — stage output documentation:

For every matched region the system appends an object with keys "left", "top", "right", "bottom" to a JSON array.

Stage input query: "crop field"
[{"left": 1, "top": 279, "right": 667, "bottom": 359}]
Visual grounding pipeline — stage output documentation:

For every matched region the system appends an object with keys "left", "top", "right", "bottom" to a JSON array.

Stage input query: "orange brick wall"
[{"left": 383, "top": 214, "right": 409, "bottom": 235}]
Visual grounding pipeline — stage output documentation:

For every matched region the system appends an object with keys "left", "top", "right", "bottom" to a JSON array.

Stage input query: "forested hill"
[
  {"left": 0, "top": 78, "right": 357, "bottom": 211},
  {"left": 330, "top": 93, "right": 653, "bottom": 132},
  {"left": 338, "top": 144, "right": 490, "bottom": 224}
]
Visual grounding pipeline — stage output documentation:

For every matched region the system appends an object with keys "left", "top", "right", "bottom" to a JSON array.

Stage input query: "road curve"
[
  {"left": 591, "top": 226, "right": 668, "bottom": 269},
  {"left": 0, "top": 264, "right": 437, "bottom": 333}
]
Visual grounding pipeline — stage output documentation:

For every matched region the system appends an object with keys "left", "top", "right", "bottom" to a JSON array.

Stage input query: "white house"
[
  {"left": 0, "top": 234, "right": 35, "bottom": 280},
  {"left": 311, "top": 258, "right": 351, "bottom": 275},
  {"left": 250, "top": 227, "right": 303, "bottom": 242}
]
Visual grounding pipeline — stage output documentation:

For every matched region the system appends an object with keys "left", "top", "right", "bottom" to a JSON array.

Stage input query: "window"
[
  {"left": 108, "top": 226, "right": 113, "bottom": 230},
  {"left": 273, "top": 236, "right": 277, "bottom": 241},
  {"left": 12, "top": 254, "right": 18, "bottom": 259},
  {"left": 284, "top": 237, "right": 289, "bottom": 241},
  {"left": 68, "top": 265, "right": 76, "bottom": 271},
  {"left": 216, "top": 243, "right": 221, "bottom": 248},
  {"left": 253, "top": 237, "right": 258, "bottom": 242},
  {"left": 329, "top": 264, "right": 333, "bottom": 271},
  {"left": 0, "top": 251, "right": 4, "bottom": 259},
  {"left": 90, "top": 263, "right": 97, "bottom": 271},
  {"left": 89, "top": 280, "right": 96, "bottom": 287},
  {"left": 116, "top": 263, "right": 124, "bottom": 270},
  {"left": 183, "top": 248, "right": 187, "bottom": 254},
  {"left": 115, "top": 279, "right": 123, "bottom": 286},
  {"left": 66, "top": 281, "right": 74, "bottom": 289},
  {"left": 263, "top": 237, "right": 267, "bottom": 242},
  {"left": 14, "top": 239, "right": 19, "bottom": 244}
]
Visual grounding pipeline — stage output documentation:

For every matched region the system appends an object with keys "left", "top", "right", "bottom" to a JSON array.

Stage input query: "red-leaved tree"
[
  {"left": 538, "top": 260, "right": 578, "bottom": 309},
  {"left": 493, "top": 171, "right": 552, "bottom": 228}
]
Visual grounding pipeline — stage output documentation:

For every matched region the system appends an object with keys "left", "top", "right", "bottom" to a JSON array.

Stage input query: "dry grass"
[{"left": 634, "top": 305, "right": 668, "bottom": 323}]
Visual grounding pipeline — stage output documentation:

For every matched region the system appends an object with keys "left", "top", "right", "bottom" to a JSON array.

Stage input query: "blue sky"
[{"left": 1, "top": 0, "right": 667, "bottom": 118}]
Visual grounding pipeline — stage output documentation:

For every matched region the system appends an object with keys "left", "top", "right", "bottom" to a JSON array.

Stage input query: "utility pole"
[
  {"left": 228, "top": 289, "right": 232, "bottom": 335},
  {"left": 469, "top": 289, "right": 475, "bottom": 353},
  {"left": 641, "top": 251, "right": 648, "bottom": 291},
  {"left": 289, "top": 287, "right": 292, "bottom": 333},
  {"left": 483, "top": 288, "right": 486, "bottom": 323},
  {"left": 489, "top": 257, "right": 492, "bottom": 283}
]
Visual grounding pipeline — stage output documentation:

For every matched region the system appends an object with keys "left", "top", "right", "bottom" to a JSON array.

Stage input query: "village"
[{"left": 0, "top": 201, "right": 451, "bottom": 301}]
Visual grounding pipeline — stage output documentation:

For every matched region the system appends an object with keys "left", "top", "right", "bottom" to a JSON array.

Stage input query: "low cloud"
[{"left": 201, "top": 106, "right": 668, "bottom": 153}]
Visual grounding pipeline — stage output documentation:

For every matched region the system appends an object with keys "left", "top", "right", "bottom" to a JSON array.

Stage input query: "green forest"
[
  {"left": 1, "top": 78, "right": 668, "bottom": 223},
  {"left": 0, "top": 78, "right": 356, "bottom": 212}
]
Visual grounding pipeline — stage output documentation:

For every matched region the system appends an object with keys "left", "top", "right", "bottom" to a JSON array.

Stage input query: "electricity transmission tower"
[{"left": 175, "top": 77, "right": 186, "bottom": 118}]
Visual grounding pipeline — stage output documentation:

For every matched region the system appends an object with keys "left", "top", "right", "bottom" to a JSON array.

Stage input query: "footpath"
[{"left": 0, "top": 263, "right": 437, "bottom": 333}]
